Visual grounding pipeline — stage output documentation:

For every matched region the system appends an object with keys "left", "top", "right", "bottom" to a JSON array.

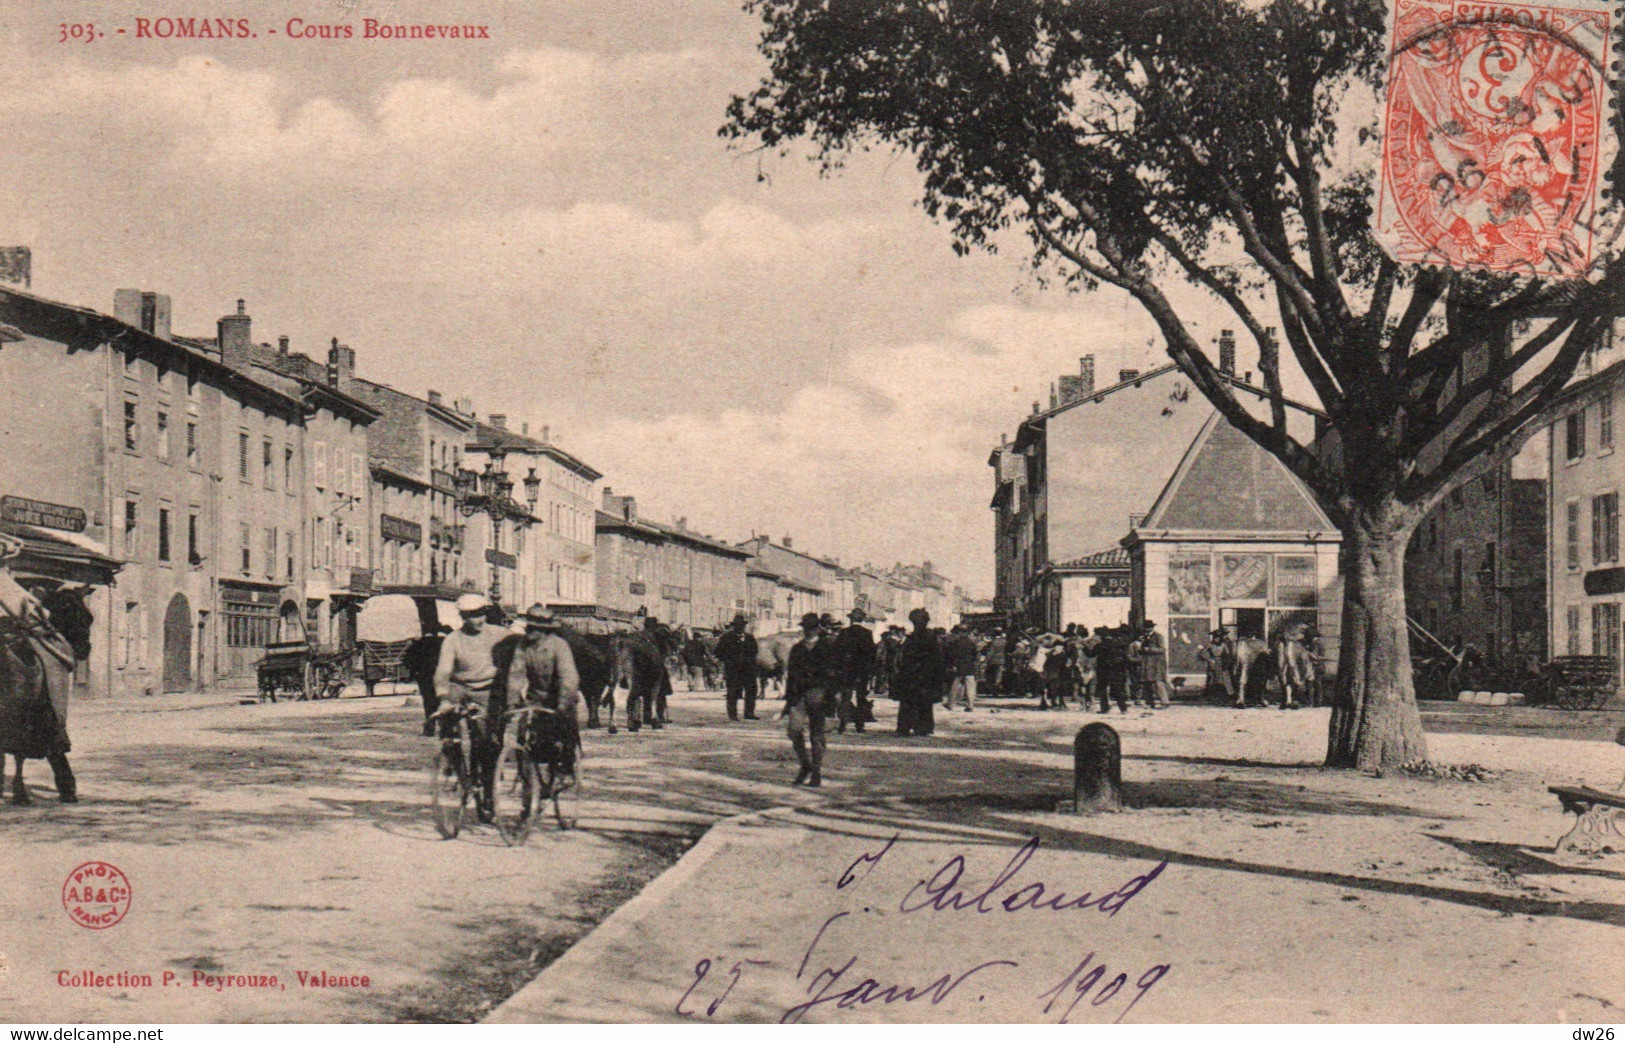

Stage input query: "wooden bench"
[{"left": 1549, "top": 785, "right": 1625, "bottom": 854}]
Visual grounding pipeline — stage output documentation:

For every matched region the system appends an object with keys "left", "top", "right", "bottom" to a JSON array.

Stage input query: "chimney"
[
  {"left": 1032, "top": 401, "right": 1040, "bottom": 415},
  {"left": 1049, "top": 382, "right": 1058, "bottom": 410},
  {"left": 217, "top": 299, "right": 253, "bottom": 375},
  {"left": 489, "top": 414, "right": 507, "bottom": 430},
  {"left": 1218, "top": 329, "right": 1237, "bottom": 376},
  {"left": 623, "top": 497, "right": 637, "bottom": 523},
  {"left": 521, "top": 422, "right": 529, "bottom": 436},
  {"left": 1119, "top": 368, "right": 1140, "bottom": 383},
  {"left": 601, "top": 487, "right": 614, "bottom": 508},
  {"left": 453, "top": 397, "right": 473, "bottom": 416},
  {"left": 277, "top": 335, "right": 290, "bottom": 355},
  {"left": 540, "top": 425, "right": 550, "bottom": 442},
  {"left": 783, "top": 535, "right": 793, "bottom": 550},
  {"left": 1244, "top": 371, "right": 1253, "bottom": 384},
  {"left": 326, "top": 337, "right": 355, "bottom": 392},
  {"left": 1079, "top": 354, "right": 1095, "bottom": 395},
  {"left": 1058, "top": 375, "right": 1084, "bottom": 405},
  {"left": 0, "top": 246, "right": 31, "bottom": 288},
  {"left": 114, "top": 290, "right": 172, "bottom": 339},
  {"left": 427, "top": 390, "right": 443, "bottom": 406}
]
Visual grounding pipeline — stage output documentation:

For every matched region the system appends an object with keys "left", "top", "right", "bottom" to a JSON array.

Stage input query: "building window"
[
  {"left": 286, "top": 529, "right": 295, "bottom": 581},
  {"left": 225, "top": 603, "right": 278, "bottom": 648},
  {"left": 263, "top": 438, "right": 275, "bottom": 490},
  {"left": 1568, "top": 409, "right": 1588, "bottom": 461},
  {"left": 1594, "top": 492, "right": 1619, "bottom": 564},
  {"left": 188, "top": 512, "right": 201, "bottom": 567},
  {"left": 1602, "top": 395, "right": 1616, "bottom": 452},
  {"left": 123, "top": 400, "right": 139, "bottom": 453},
  {"left": 122, "top": 499, "right": 138, "bottom": 559},
  {"left": 352, "top": 453, "right": 364, "bottom": 497},
  {"left": 186, "top": 420, "right": 199, "bottom": 465},
  {"left": 1568, "top": 501, "right": 1582, "bottom": 569},
  {"left": 1568, "top": 605, "right": 1583, "bottom": 655},
  {"left": 121, "top": 601, "right": 142, "bottom": 668},
  {"left": 264, "top": 528, "right": 278, "bottom": 579},
  {"left": 314, "top": 440, "right": 327, "bottom": 488},
  {"left": 1592, "top": 602, "right": 1621, "bottom": 660},
  {"left": 186, "top": 363, "right": 199, "bottom": 399},
  {"left": 157, "top": 507, "right": 171, "bottom": 563},
  {"left": 333, "top": 445, "right": 346, "bottom": 494},
  {"left": 1481, "top": 541, "right": 1495, "bottom": 593},
  {"left": 284, "top": 446, "right": 294, "bottom": 492},
  {"left": 156, "top": 411, "right": 170, "bottom": 462},
  {"left": 240, "top": 522, "right": 252, "bottom": 574},
  {"left": 1450, "top": 547, "right": 1463, "bottom": 613},
  {"left": 238, "top": 431, "right": 250, "bottom": 481}
]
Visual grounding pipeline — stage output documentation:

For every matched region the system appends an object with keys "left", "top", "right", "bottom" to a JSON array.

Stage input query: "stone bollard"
[{"left": 1073, "top": 722, "right": 1122, "bottom": 813}]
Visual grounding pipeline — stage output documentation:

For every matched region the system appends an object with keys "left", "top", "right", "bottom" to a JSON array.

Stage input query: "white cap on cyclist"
[{"left": 455, "top": 592, "right": 491, "bottom": 616}]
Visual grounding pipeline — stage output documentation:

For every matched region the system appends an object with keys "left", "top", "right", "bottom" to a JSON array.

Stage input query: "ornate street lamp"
[{"left": 522, "top": 467, "right": 541, "bottom": 513}]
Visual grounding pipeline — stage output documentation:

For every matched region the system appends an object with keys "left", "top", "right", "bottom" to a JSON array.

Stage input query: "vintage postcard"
[{"left": 0, "top": 0, "right": 1622, "bottom": 1032}]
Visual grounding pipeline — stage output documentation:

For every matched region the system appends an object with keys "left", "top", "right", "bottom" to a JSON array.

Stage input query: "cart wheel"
[
  {"left": 1554, "top": 684, "right": 1585, "bottom": 711},
  {"left": 492, "top": 745, "right": 536, "bottom": 846},
  {"left": 429, "top": 743, "right": 469, "bottom": 840}
]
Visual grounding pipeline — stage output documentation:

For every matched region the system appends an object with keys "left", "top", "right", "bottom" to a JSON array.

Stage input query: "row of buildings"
[
  {"left": 0, "top": 270, "right": 965, "bottom": 699},
  {"left": 992, "top": 325, "right": 1625, "bottom": 694}
]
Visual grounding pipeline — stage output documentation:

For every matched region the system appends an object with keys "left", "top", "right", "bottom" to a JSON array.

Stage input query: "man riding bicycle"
[
  {"left": 508, "top": 603, "right": 582, "bottom": 787},
  {"left": 431, "top": 592, "right": 516, "bottom": 822}
]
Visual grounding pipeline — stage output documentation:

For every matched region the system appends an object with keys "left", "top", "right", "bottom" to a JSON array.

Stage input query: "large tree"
[{"left": 723, "top": 0, "right": 1625, "bottom": 768}]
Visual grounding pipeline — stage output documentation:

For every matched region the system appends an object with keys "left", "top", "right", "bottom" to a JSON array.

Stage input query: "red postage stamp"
[
  {"left": 1373, "top": 0, "right": 1616, "bottom": 276},
  {"left": 62, "top": 861, "right": 132, "bottom": 930}
]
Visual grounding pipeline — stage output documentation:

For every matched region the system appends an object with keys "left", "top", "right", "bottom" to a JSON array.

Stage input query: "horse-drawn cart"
[
  {"left": 256, "top": 640, "right": 352, "bottom": 703},
  {"left": 1541, "top": 656, "right": 1618, "bottom": 710}
]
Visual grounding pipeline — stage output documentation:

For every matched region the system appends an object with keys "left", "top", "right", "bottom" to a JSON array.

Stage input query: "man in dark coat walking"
[
  {"left": 893, "top": 608, "right": 946, "bottom": 736},
  {"left": 784, "top": 612, "right": 839, "bottom": 786},
  {"left": 832, "top": 608, "right": 876, "bottom": 733},
  {"left": 714, "top": 614, "right": 760, "bottom": 721}
]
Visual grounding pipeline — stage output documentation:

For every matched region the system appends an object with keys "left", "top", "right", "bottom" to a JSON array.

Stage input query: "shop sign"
[
  {"left": 1091, "top": 575, "right": 1131, "bottom": 598},
  {"left": 485, "top": 548, "right": 517, "bottom": 570},
  {"left": 1, "top": 495, "right": 86, "bottom": 533},
  {"left": 380, "top": 514, "right": 423, "bottom": 546}
]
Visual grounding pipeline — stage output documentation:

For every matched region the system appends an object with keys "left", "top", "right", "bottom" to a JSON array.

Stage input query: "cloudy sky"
[{"left": 0, "top": 0, "right": 1280, "bottom": 594}]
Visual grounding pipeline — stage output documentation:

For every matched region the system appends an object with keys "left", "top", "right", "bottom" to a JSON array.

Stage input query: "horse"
[
  {"left": 1229, "top": 637, "right": 1274, "bottom": 707},
  {"left": 557, "top": 626, "right": 618, "bottom": 732},
  {"left": 1274, "top": 631, "right": 1317, "bottom": 709},
  {"left": 0, "top": 566, "right": 77, "bottom": 805},
  {"left": 754, "top": 631, "right": 800, "bottom": 696}
]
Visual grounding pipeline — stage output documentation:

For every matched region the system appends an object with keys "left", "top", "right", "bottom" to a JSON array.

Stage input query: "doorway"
[
  {"left": 162, "top": 593, "right": 192, "bottom": 692},
  {"left": 1221, "top": 606, "right": 1267, "bottom": 641}
]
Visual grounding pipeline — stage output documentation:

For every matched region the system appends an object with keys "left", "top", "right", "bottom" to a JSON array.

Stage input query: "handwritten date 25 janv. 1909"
[{"left": 675, "top": 834, "right": 1173, "bottom": 1023}]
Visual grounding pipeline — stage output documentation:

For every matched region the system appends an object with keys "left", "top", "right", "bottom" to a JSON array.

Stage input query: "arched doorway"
[
  {"left": 162, "top": 593, "right": 192, "bottom": 693},
  {"left": 279, "top": 600, "right": 304, "bottom": 643}
]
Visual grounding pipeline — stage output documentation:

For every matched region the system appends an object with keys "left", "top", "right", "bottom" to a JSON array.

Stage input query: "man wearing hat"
[
  {"left": 893, "top": 608, "right": 946, "bottom": 736},
  {"left": 832, "top": 607, "right": 877, "bottom": 733},
  {"left": 433, "top": 592, "right": 517, "bottom": 820},
  {"left": 1137, "top": 620, "right": 1169, "bottom": 709},
  {"left": 714, "top": 614, "right": 760, "bottom": 722},
  {"left": 784, "top": 611, "right": 840, "bottom": 785},
  {"left": 0, "top": 535, "right": 79, "bottom": 804},
  {"left": 1199, "top": 627, "right": 1235, "bottom": 703},
  {"left": 946, "top": 623, "right": 980, "bottom": 712},
  {"left": 509, "top": 605, "right": 583, "bottom": 780}
]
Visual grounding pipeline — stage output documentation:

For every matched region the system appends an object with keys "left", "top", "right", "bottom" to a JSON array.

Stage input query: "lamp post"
[{"left": 455, "top": 450, "right": 542, "bottom": 607}]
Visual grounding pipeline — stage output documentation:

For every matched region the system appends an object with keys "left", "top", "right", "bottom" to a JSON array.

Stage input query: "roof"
[
  {"left": 0, "top": 286, "right": 304, "bottom": 417},
  {"left": 595, "top": 509, "right": 664, "bottom": 541},
  {"left": 1137, "top": 411, "right": 1336, "bottom": 535},
  {"left": 372, "top": 463, "right": 429, "bottom": 492},
  {"left": 737, "top": 536, "right": 842, "bottom": 571},
  {"left": 1051, "top": 546, "right": 1131, "bottom": 571},
  {"left": 470, "top": 422, "right": 603, "bottom": 482},
  {"left": 1012, "top": 364, "right": 1326, "bottom": 452},
  {"left": 645, "top": 520, "right": 751, "bottom": 559},
  {"left": 352, "top": 377, "right": 474, "bottom": 431}
]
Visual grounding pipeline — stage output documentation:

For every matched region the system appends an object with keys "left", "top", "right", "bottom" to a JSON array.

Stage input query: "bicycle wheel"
[
  {"left": 548, "top": 746, "right": 581, "bottom": 830},
  {"left": 493, "top": 744, "right": 537, "bottom": 846},
  {"left": 430, "top": 742, "right": 469, "bottom": 840}
]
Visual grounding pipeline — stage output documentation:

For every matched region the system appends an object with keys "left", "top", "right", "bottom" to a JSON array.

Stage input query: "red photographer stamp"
[
  {"left": 62, "top": 861, "right": 132, "bottom": 930},
  {"left": 1373, "top": 0, "right": 1616, "bottom": 276}
]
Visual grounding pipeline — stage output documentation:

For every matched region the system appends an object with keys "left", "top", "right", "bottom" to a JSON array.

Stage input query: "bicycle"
[
  {"left": 492, "top": 703, "right": 582, "bottom": 845},
  {"left": 428, "top": 700, "right": 484, "bottom": 840}
]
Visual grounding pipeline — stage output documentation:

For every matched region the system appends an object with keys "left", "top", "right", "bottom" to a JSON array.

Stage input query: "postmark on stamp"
[
  {"left": 1373, "top": 0, "right": 1617, "bottom": 276},
  {"left": 62, "top": 861, "right": 132, "bottom": 930}
]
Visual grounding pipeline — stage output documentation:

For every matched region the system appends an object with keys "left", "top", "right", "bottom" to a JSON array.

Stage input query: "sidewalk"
[{"left": 489, "top": 711, "right": 1625, "bottom": 1024}]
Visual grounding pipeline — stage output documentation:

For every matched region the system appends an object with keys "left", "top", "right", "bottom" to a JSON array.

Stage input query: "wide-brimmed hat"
[
  {"left": 730, "top": 613, "right": 750, "bottom": 627},
  {"left": 455, "top": 592, "right": 491, "bottom": 615},
  {"left": 848, "top": 608, "right": 867, "bottom": 622},
  {"left": 799, "top": 612, "right": 823, "bottom": 630},
  {"left": 522, "top": 603, "right": 558, "bottom": 629}
]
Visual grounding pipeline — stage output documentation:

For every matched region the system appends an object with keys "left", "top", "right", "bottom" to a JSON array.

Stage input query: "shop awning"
[{"left": 0, "top": 521, "right": 121, "bottom": 586}]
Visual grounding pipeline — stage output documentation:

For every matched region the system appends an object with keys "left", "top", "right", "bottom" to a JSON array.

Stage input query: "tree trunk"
[{"left": 1325, "top": 521, "right": 1429, "bottom": 770}]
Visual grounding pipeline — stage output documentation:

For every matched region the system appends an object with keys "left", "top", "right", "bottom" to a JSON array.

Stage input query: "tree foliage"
[{"left": 723, "top": 0, "right": 1625, "bottom": 532}]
